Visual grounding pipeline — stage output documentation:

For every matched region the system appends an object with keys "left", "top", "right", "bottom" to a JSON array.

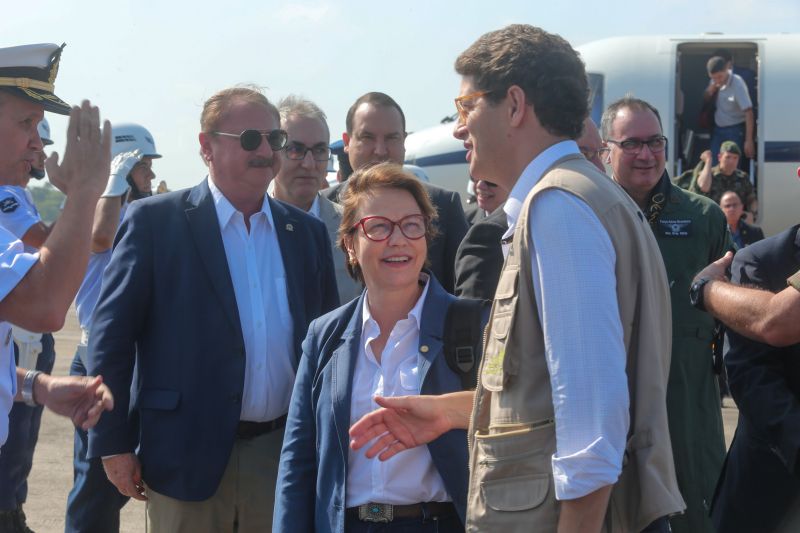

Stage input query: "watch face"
[{"left": 690, "top": 279, "right": 706, "bottom": 309}]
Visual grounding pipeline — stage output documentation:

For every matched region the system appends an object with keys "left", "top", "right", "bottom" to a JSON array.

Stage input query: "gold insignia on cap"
[
  {"left": 285, "top": 223, "right": 294, "bottom": 231},
  {"left": 47, "top": 43, "right": 65, "bottom": 86}
]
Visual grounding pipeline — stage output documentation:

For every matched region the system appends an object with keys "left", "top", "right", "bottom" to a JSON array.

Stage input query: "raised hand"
[{"left": 44, "top": 100, "right": 111, "bottom": 199}]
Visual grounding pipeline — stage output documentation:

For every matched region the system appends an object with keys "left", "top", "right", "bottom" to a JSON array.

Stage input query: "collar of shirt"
[
  {"left": 502, "top": 140, "right": 579, "bottom": 242},
  {"left": 207, "top": 176, "right": 275, "bottom": 232},
  {"left": 308, "top": 193, "right": 321, "bottom": 219},
  {"left": 361, "top": 272, "right": 431, "bottom": 341}
]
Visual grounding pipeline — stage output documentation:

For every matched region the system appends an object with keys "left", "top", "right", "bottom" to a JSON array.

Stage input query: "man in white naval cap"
[
  {"left": 0, "top": 117, "right": 62, "bottom": 533},
  {"left": 66, "top": 123, "right": 160, "bottom": 533},
  {"left": 0, "top": 42, "right": 114, "bottom": 532}
]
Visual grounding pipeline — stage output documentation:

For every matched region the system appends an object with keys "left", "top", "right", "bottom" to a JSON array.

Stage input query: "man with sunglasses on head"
[
  {"left": 272, "top": 95, "right": 362, "bottom": 304},
  {"left": 85, "top": 85, "right": 338, "bottom": 532},
  {"left": 601, "top": 96, "right": 731, "bottom": 533}
]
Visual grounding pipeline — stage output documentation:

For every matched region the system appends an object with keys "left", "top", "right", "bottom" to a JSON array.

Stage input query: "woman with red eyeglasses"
[{"left": 273, "top": 162, "right": 469, "bottom": 533}]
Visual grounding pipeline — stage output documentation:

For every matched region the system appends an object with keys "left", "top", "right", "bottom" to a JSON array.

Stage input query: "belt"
[
  {"left": 345, "top": 502, "right": 455, "bottom": 523},
  {"left": 236, "top": 415, "right": 287, "bottom": 439}
]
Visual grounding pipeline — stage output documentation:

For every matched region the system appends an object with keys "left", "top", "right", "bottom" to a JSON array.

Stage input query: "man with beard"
[{"left": 86, "top": 86, "right": 338, "bottom": 532}]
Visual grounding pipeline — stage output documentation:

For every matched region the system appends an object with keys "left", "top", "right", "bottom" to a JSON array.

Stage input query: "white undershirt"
[
  {"left": 208, "top": 177, "right": 294, "bottom": 422},
  {"left": 502, "top": 141, "right": 629, "bottom": 500},
  {"left": 346, "top": 273, "right": 450, "bottom": 506}
]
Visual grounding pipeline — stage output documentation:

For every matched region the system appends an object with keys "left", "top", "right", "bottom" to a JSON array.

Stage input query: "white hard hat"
[
  {"left": 37, "top": 118, "right": 53, "bottom": 146},
  {"left": 111, "top": 123, "right": 161, "bottom": 158}
]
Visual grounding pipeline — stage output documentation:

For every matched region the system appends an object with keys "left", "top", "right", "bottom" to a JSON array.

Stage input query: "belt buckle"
[{"left": 358, "top": 503, "right": 393, "bottom": 523}]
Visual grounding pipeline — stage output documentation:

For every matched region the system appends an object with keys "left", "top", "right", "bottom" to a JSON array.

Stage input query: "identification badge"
[{"left": 659, "top": 218, "right": 692, "bottom": 237}]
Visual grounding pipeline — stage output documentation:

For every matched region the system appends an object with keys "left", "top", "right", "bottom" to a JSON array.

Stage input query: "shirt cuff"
[{"left": 551, "top": 435, "right": 624, "bottom": 500}]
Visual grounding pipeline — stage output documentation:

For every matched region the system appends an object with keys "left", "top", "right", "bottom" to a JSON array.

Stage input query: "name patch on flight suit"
[
  {"left": 659, "top": 218, "right": 692, "bottom": 237},
  {"left": 0, "top": 197, "right": 19, "bottom": 213}
]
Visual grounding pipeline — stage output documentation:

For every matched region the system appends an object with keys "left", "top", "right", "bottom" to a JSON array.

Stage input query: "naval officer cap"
[{"left": 0, "top": 43, "right": 71, "bottom": 115}]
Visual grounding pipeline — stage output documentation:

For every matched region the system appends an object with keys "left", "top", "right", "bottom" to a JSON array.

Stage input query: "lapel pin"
[
  {"left": 285, "top": 223, "right": 294, "bottom": 232},
  {"left": 420, "top": 345, "right": 429, "bottom": 353}
]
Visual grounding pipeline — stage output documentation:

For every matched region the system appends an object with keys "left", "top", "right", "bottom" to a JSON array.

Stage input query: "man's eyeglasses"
[
  {"left": 284, "top": 142, "right": 331, "bottom": 162},
  {"left": 579, "top": 147, "right": 609, "bottom": 160},
  {"left": 352, "top": 214, "right": 428, "bottom": 242},
  {"left": 606, "top": 136, "right": 667, "bottom": 155},
  {"left": 454, "top": 90, "right": 493, "bottom": 124},
  {"left": 212, "top": 129, "right": 288, "bottom": 151}
]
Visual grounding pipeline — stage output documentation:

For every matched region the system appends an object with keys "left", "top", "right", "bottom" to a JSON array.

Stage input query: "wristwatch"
[
  {"left": 689, "top": 278, "right": 712, "bottom": 312},
  {"left": 21, "top": 370, "right": 42, "bottom": 407}
]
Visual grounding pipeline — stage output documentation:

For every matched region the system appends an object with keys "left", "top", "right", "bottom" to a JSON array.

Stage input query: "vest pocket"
[
  {"left": 469, "top": 424, "right": 559, "bottom": 528},
  {"left": 481, "top": 267, "right": 519, "bottom": 392}
]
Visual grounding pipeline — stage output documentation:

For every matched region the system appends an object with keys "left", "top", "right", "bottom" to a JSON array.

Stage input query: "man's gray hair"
[
  {"left": 600, "top": 94, "right": 662, "bottom": 140},
  {"left": 278, "top": 94, "right": 328, "bottom": 125}
]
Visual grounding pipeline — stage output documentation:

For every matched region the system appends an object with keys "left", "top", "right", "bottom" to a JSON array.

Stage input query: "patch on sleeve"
[
  {"left": 0, "top": 197, "right": 19, "bottom": 213},
  {"left": 658, "top": 218, "right": 692, "bottom": 237}
]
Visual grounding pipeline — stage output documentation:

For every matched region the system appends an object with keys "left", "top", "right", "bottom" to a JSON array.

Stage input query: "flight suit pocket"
[
  {"left": 468, "top": 423, "right": 558, "bottom": 530},
  {"left": 481, "top": 266, "right": 519, "bottom": 392}
]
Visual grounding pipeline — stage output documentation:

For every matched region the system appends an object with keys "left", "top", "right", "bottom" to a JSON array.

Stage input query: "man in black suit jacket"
[
  {"left": 720, "top": 190, "right": 764, "bottom": 248},
  {"left": 691, "top": 225, "right": 800, "bottom": 532},
  {"left": 87, "top": 87, "right": 338, "bottom": 531},
  {"left": 323, "top": 92, "right": 468, "bottom": 293},
  {"left": 454, "top": 206, "right": 507, "bottom": 300}
]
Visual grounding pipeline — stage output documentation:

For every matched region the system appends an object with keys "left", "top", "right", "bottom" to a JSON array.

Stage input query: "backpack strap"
[{"left": 443, "top": 298, "right": 490, "bottom": 390}]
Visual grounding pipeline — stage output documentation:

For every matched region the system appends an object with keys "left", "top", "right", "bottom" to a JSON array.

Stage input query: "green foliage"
[{"left": 28, "top": 183, "right": 64, "bottom": 224}]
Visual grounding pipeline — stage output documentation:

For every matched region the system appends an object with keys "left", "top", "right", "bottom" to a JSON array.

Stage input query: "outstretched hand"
[{"left": 349, "top": 395, "right": 457, "bottom": 461}]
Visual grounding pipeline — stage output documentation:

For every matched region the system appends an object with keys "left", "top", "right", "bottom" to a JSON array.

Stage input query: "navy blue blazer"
[
  {"left": 711, "top": 224, "right": 800, "bottom": 532},
  {"left": 86, "top": 180, "right": 339, "bottom": 501},
  {"left": 273, "top": 275, "right": 470, "bottom": 533}
]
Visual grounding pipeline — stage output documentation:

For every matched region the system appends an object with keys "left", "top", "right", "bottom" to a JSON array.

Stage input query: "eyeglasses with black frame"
[
  {"left": 283, "top": 141, "right": 332, "bottom": 162},
  {"left": 352, "top": 214, "right": 428, "bottom": 242},
  {"left": 454, "top": 90, "right": 494, "bottom": 124},
  {"left": 212, "top": 129, "right": 289, "bottom": 152},
  {"left": 605, "top": 135, "right": 667, "bottom": 155}
]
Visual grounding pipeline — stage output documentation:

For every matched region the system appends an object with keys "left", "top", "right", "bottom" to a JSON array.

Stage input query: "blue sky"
[{"left": 5, "top": 0, "right": 798, "bottom": 191}]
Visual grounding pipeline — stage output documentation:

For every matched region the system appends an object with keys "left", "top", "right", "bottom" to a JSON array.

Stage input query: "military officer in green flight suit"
[{"left": 601, "top": 96, "right": 732, "bottom": 533}]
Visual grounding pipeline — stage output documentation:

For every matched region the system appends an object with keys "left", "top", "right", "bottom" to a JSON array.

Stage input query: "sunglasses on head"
[{"left": 212, "top": 129, "right": 289, "bottom": 151}]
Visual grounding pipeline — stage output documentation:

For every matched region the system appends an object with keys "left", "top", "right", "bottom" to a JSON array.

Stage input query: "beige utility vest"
[{"left": 467, "top": 155, "right": 686, "bottom": 532}]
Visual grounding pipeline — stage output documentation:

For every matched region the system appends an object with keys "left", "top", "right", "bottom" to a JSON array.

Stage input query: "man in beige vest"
[{"left": 350, "top": 24, "right": 684, "bottom": 532}]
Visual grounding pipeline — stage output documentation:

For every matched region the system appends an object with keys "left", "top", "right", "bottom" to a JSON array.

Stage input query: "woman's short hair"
[{"left": 338, "top": 162, "right": 438, "bottom": 283}]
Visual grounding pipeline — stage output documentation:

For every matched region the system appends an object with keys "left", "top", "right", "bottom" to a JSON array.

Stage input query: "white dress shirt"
[
  {"left": 502, "top": 141, "right": 629, "bottom": 500},
  {"left": 208, "top": 177, "right": 294, "bottom": 422},
  {"left": 0, "top": 226, "right": 38, "bottom": 445},
  {"left": 346, "top": 274, "right": 450, "bottom": 506}
]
